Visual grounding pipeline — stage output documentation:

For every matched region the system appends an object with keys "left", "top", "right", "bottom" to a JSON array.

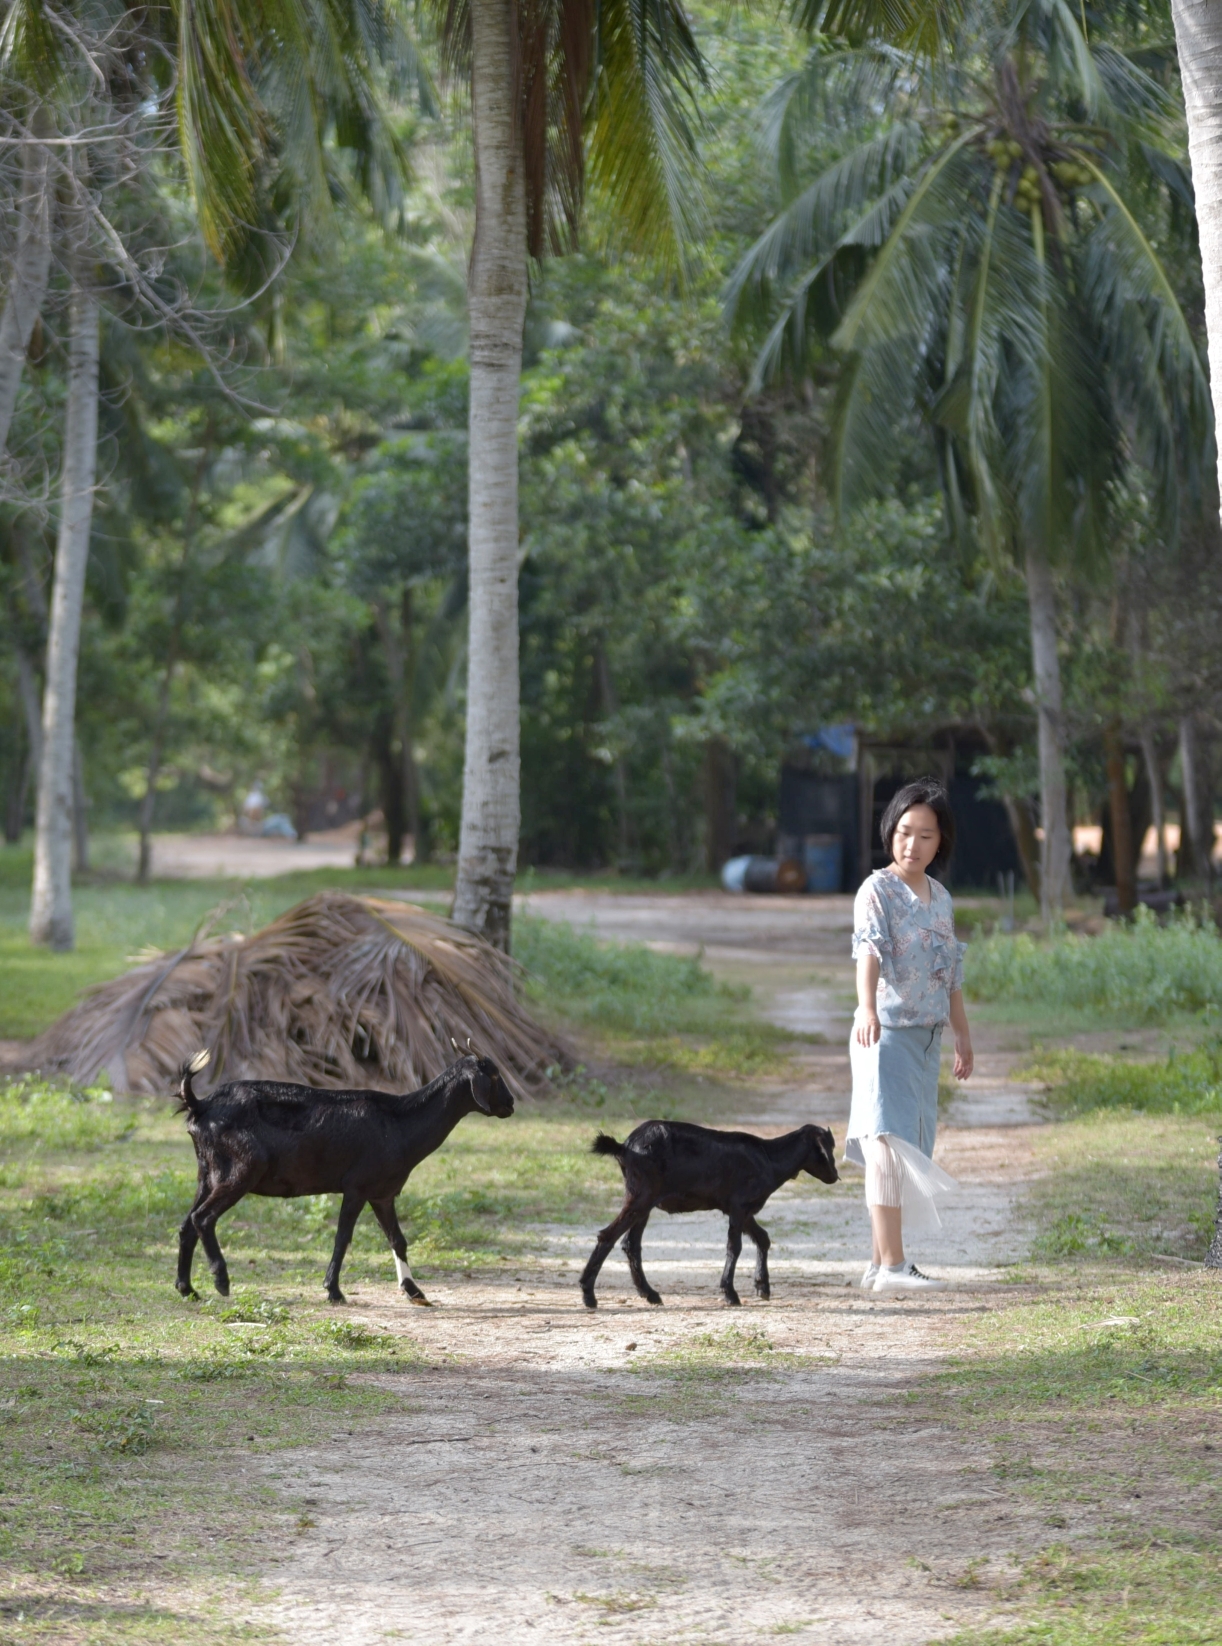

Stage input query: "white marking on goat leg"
[{"left": 394, "top": 1255, "right": 414, "bottom": 1287}]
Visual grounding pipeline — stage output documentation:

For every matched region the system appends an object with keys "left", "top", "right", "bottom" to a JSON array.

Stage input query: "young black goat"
[
  {"left": 580, "top": 1120, "right": 838, "bottom": 1309},
  {"left": 175, "top": 1052, "right": 514, "bottom": 1305}
]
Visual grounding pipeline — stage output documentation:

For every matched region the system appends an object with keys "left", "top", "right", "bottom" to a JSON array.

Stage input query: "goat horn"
[{"left": 188, "top": 1048, "right": 211, "bottom": 1073}]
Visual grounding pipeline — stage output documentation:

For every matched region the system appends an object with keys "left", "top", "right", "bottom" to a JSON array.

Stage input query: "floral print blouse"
[{"left": 852, "top": 869, "right": 966, "bottom": 1028}]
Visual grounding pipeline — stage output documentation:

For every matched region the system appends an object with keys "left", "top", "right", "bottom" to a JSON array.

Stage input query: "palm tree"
[
  {"left": 12, "top": 0, "right": 418, "bottom": 946},
  {"left": 436, "top": 0, "right": 706, "bottom": 948},
  {"left": 730, "top": 0, "right": 1210, "bottom": 918}
]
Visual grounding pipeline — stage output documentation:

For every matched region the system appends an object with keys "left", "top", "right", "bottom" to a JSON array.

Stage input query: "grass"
[
  {"left": 925, "top": 1098, "right": 1222, "bottom": 1646},
  {"left": 0, "top": 1067, "right": 667, "bottom": 1641},
  {"left": 1018, "top": 1043, "right": 1222, "bottom": 1118},
  {"left": 515, "top": 916, "right": 812, "bottom": 1077},
  {"left": 965, "top": 906, "right": 1222, "bottom": 1023}
]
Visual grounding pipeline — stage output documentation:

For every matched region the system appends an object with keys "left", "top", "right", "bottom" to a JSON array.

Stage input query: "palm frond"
[
  {"left": 29, "top": 893, "right": 571, "bottom": 1099},
  {"left": 584, "top": 0, "right": 707, "bottom": 270}
]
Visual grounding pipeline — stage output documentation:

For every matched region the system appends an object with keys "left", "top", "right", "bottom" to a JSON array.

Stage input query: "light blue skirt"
[{"left": 845, "top": 1022, "right": 941, "bottom": 1168}]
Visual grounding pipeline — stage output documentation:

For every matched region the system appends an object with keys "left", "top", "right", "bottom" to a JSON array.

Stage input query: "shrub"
[{"left": 966, "top": 907, "right": 1222, "bottom": 1020}]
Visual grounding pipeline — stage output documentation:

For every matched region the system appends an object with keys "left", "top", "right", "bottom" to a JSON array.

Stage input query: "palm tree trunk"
[
  {"left": 1025, "top": 544, "right": 1072, "bottom": 921},
  {"left": 0, "top": 105, "right": 53, "bottom": 458},
  {"left": 451, "top": 0, "right": 527, "bottom": 952},
  {"left": 1171, "top": 0, "right": 1222, "bottom": 511},
  {"left": 1103, "top": 719, "right": 1135, "bottom": 914},
  {"left": 1178, "top": 711, "right": 1212, "bottom": 884},
  {"left": 29, "top": 276, "right": 100, "bottom": 950},
  {"left": 1140, "top": 726, "right": 1168, "bottom": 887}
]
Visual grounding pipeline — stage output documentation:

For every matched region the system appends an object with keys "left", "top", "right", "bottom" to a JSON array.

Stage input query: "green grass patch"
[
  {"left": 1022, "top": 1111, "right": 1222, "bottom": 1263},
  {"left": 515, "top": 916, "right": 808, "bottom": 1077},
  {"left": 1018, "top": 1044, "right": 1222, "bottom": 1118},
  {"left": 0, "top": 1067, "right": 663, "bottom": 1639},
  {"left": 965, "top": 907, "right": 1222, "bottom": 1023},
  {"left": 925, "top": 1085, "right": 1222, "bottom": 1646}
]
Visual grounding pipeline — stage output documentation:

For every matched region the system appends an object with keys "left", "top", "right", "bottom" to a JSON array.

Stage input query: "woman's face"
[{"left": 891, "top": 804, "right": 941, "bottom": 874}]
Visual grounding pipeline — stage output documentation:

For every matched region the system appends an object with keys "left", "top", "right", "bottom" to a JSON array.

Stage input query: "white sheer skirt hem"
[{"left": 858, "top": 1132, "right": 958, "bottom": 1235}]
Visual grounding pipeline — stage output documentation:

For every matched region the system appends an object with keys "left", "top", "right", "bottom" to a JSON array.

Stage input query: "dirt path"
[{"left": 251, "top": 893, "right": 1047, "bottom": 1644}]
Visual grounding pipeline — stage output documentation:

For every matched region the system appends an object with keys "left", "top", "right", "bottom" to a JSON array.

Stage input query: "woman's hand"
[
  {"left": 854, "top": 1011, "right": 881, "bottom": 1048},
  {"left": 953, "top": 1036, "right": 974, "bottom": 1080}
]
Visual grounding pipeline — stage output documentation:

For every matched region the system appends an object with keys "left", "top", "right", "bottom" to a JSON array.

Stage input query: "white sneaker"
[
  {"left": 873, "top": 1262, "right": 945, "bottom": 1293},
  {"left": 860, "top": 1263, "right": 879, "bottom": 1290}
]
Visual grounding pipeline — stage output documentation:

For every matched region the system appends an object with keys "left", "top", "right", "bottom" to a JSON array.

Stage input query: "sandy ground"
[
  {"left": 140, "top": 829, "right": 366, "bottom": 879},
  {"left": 253, "top": 890, "right": 1048, "bottom": 1645}
]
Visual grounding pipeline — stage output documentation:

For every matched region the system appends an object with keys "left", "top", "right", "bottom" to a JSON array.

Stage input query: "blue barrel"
[{"left": 803, "top": 834, "right": 843, "bottom": 894}]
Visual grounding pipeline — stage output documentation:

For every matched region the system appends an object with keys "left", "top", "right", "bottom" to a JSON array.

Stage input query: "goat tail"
[
  {"left": 591, "top": 1132, "right": 626, "bottom": 1161},
  {"left": 176, "top": 1048, "right": 211, "bottom": 1115}
]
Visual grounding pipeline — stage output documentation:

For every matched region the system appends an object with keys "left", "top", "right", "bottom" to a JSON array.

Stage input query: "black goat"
[
  {"left": 580, "top": 1120, "right": 838, "bottom": 1309},
  {"left": 175, "top": 1051, "right": 514, "bottom": 1305}
]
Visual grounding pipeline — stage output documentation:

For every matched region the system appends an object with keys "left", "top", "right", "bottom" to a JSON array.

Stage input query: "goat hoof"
[
  {"left": 408, "top": 1293, "right": 432, "bottom": 1307},
  {"left": 213, "top": 1273, "right": 230, "bottom": 1298},
  {"left": 722, "top": 1290, "right": 741, "bottom": 1307},
  {"left": 755, "top": 1285, "right": 771, "bottom": 1300},
  {"left": 581, "top": 1290, "right": 597, "bottom": 1311},
  {"left": 177, "top": 1284, "right": 199, "bottom": 1302},
  {"left": 645, "top": 1291, "right": 662, "bottom": 1306},
  {"left": 327, "top": 1289, "right": 347, "bottom": 1305}
]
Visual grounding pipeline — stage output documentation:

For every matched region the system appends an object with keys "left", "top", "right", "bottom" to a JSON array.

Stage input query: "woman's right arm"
[{"left": 855, "top": 951, "right": 881, "bottom": 1046}]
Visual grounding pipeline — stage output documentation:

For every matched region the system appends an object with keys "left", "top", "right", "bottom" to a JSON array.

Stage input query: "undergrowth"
[
  {"left": 966, "top": 907, "right": 1222, "bottom": 1022},
  {"left": 1019, "top": 1044, "right": 1222, "bottom": 1117}
]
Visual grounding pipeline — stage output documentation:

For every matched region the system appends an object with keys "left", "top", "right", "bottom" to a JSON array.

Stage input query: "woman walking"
[{"left": 847, "top": 778, "right": 972, "bottom": 1293}]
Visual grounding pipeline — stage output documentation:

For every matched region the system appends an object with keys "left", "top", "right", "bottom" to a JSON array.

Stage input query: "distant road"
[{"left": 147, "top": 830, "right": 361, "bottom": 878}]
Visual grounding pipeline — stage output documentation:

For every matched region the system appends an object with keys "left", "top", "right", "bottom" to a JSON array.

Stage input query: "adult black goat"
[
  {"left": 174, "top": 1051, "right": 514, "bottom": 1305},
  {"left": 580, "top": 1119, "right": 838, "bottom": 1309}
]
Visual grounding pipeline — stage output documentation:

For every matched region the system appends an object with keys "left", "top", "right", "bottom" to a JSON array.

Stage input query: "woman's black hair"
[{"left": 879, "top": 778, "right": 955, "bottom": 874}]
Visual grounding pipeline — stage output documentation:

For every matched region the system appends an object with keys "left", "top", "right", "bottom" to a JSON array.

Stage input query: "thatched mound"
[{"left": 29, "top": 893, "right": 569, "bottom": 1099}]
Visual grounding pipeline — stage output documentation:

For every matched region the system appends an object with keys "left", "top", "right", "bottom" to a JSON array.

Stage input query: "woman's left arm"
[{"left": 948, "top": 990, "right": 973, "bottom": 1080}]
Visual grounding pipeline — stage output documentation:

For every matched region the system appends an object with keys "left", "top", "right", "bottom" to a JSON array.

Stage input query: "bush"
[
  {"left": 965, "top": 907, "right": 1222, "bottom": 1020},
  {"left": 514, "top": 916, "right": 741, "bottom": 1037},
  {"left": 1020, "top": 1044, "right": 1222, "bottom": 1116}
]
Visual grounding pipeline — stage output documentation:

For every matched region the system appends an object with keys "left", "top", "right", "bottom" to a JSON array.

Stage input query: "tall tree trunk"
[
  {"left": 1025, "top": 545, "right": 1072, "bottom": 921},
  {"left": 1002, "top": 792, "right": 1041, "bottom": 902},
  {"left": 1171, "top": 0, "right": 1222, "bottom": 514},
  {"left": 0, "top": 105, "right": 53, "bottom": 458},
  {"left": 29, "top": 276, "right": 100, "bottom": 950},
  {"left": 451, "top": 0, "right": 528, "bottom": 951},
  {"left": 1103, "top": 719, "right": 1136, "bottom": 914},
  {"left": 1178, "top": 711, "right": 1212, "bottom": 884},
  {"left": 1140, "top": 726, "right": 1168, "bottom": 887}
]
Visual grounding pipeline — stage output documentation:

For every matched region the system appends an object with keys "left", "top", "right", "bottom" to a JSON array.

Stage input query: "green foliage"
[
  {"left": 1020, "top": 1044, "right": 1222, "bottom": 1117},
  {"left": 515, "top": 915, "right": 724, "bottom": 1037},
  {"left": 0, "top": 1075, "right": 137, "bottom": 1153},
  {"left": 966, "top": 909, "right": 1222, "bottom": 1022}
]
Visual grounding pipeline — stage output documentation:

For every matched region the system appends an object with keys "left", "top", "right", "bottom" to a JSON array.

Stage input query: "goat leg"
[
  {"left": 580, "top": 1202, "right": 647, "bottom": 1310},
  {"left": 191, "top": 1184, "right": 246, "bottom": 1298},
  {"left": 621, "top": 1217, "right": 662, "bottom": 1306},
  {"left": 176, "top": 1178, "right": 208, "bottom": 1299},
  {"left": 720, "top": 1217, "right": 744, "bottom": 1306},
  {"left": 324, "top": 1191, "right": 366, "bottom": 1304},
  {"left": 745, "top": 1214, "right": 771, "bottom": 1300},
  {"left": 369, "top": 1197, "right": 431, "bottom": 1306}
]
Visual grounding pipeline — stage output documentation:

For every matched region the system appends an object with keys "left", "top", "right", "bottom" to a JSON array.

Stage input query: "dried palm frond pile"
[{"left": 30, "top": 893, "right": 569, "bottom": 1099}]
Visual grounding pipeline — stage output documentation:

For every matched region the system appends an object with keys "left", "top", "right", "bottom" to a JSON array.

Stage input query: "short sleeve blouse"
[{"left": 851, "top": 869, "right": 966, "bottom": 1028}]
